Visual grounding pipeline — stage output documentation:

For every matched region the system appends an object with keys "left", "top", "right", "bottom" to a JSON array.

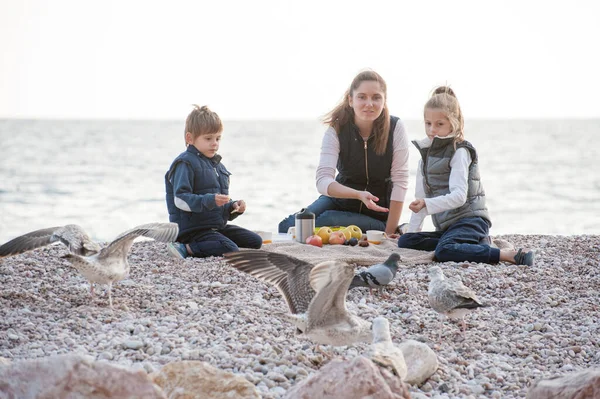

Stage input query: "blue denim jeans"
[
  {"left": 181, "top": 224, "right": 262, "bottom": 258},
  {"left": 278, "top": 195, "right": 387, "bottom": 233},
  {"left": 397, "top": 216, "right": 500, "bottom": 264}
]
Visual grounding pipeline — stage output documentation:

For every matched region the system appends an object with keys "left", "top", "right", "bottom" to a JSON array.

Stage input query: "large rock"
[
  {"left": 527, "top": 368, "right": 600, "bottom": 399},
  {"left": 150, "top": 361, "right": 260, "bottom": 399},
  {"left": 397, "top": 340, "right": 438, "bottom": 386},
  {"left": 0, "top": 354, "right": 165, "bottom": 398},
  {"left": 284, "top": 356, "right": 411, "bottom": 399}
]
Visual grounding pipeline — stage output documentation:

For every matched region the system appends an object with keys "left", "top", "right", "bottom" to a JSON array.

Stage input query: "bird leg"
[
  {"left": 315, "top": 344, "right": 333, "bottom": 360},
  {"left": 460, "top": 317, "right": 467, "bottom": 339},
  {"left": 89, "top": 283, "right": 95, "bottom": 298},
  {"left": 108, "top": 282, "right": 113, "bottom": 309},
  {"left": 378, "top": 287, "right": 391, "bottom": 300}
]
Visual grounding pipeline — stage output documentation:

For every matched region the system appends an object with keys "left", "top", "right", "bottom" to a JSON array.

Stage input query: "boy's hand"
[
  {"left": 358, "top": 191, "right": 389, "bottom": 213},
  {"left": 215, "top": 194, "right": 230, "bottom": 207},
  {"left": 409, "top": 199, "right": 426, "bottom": 213},
  {"left": 231, "top": 200, "right": 246, "bottom": 214}
]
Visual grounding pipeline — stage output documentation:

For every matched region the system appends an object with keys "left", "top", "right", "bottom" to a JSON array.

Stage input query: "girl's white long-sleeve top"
[
  {"left": 315, "top": 121, "right": 410, "bottom": 203},
  {"left": 408, "top": 136, "right": 472, "bottom": 232}
]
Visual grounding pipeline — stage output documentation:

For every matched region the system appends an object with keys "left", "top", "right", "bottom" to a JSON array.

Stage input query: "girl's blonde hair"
[
  {"left": 184, "top": 105, "right": 223, "bottom": 145},
  {"left": 425, "top": 86, "right": 464, "bottom": 144},
  {"left": 322, "top": 70, "right": 390, "bottom": 155}
]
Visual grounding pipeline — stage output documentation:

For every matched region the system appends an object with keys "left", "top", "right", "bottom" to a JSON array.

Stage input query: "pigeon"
[
  {"left": 367, "top": 316, "right": 407, "bottom": 379},
  {"left": 0, "top": 223, "right": 179, "bottom": 308},
  {"left": 224, "top": 250, "right": 372, "bottom": 347},
  {"left": 349, "top": 253, "right": 401, "bottom": 296},
  {"left": 427, "top": 266, "right": 487, "bottom": 339}
]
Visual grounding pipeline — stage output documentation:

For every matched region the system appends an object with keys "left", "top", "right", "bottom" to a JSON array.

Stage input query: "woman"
[{"left": 278, "top": 70, "right": 410, "bottom": 236}]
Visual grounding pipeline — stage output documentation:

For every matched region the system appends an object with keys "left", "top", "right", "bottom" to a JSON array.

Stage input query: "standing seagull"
[
  {"left": 224, "top": 250, "right": 372, "bottom": 347},
  {"left": 0, "top": 223, "right": 179, "bottom": 308},
  {"left": 349, "top": 253, "right": 401, "bottom": 297},
  {"left": 367, "top": 317, "right": 407, "bottom": 379},
  {"left": 427, "top": 266, "right": 486, "bottom": 339}
]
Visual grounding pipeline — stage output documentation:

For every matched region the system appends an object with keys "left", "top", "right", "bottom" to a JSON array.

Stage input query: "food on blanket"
[
  {"left": 340, "top": 229, "right": 352, "bottom": 241},
  {"left": 328, "top": 231, "right": 346, "bottom": 245},
  {"left": 345, "top": 225, "right": 363, "bottom": 239},
  {"left": 316, "top": 227, "right": 333, "bottom": 244},
  {"left": 358, "top": 240, "right": 370, "bottom": 247},
  {"left": 305, "top": 235, "right": 323, "bottom": 247},
  {"left": 348, "top": 237, "right": 359, "bottom": 246},
  {"left": 343, "top": 239, "right": 350, "bottom": 245}
]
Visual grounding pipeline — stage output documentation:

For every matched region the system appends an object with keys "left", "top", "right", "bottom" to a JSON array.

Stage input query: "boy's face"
[{"left": 188, "top": 132, "right": 222, "bottom": 158}]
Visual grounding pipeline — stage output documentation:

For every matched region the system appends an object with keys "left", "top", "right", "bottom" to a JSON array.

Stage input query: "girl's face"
[
  {"left": 349, "top": 80, "right": 385, "bottom": 125},
  {"left": 424, "top": 108, "right": 453, "bottom": 139}
]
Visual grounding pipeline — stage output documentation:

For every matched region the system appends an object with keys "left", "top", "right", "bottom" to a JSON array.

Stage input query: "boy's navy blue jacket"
[{"left": 165, "top": 145, "right": 240, "bottom": 239}]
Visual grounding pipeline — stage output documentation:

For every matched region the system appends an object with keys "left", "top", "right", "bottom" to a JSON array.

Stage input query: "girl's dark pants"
[{"left": 397, "top": 216, "right": 500, "bottom": 263}]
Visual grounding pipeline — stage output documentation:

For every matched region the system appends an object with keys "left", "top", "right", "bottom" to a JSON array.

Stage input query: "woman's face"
[{"left": 349, "top": 80, "right": 385, "bottom": 125}]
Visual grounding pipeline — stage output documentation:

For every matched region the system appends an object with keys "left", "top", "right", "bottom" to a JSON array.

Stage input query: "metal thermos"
[{"left": 294, "top": 208, "right": 315, "bottom": 243}]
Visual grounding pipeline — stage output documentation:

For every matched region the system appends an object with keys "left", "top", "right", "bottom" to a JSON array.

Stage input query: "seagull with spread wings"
[
  {"left": 224, "top": 250, "right": 373, "bottom": 347},
  {"left": 0, "top": 223, "right": 179, "bottom": 307}
]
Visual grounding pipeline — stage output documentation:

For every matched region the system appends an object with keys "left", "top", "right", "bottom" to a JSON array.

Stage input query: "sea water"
[{"left": 0, "top": 118, "right": 598, "bottom": 243}]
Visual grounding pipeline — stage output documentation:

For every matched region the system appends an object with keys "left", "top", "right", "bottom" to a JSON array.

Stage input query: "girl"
[
  {"left": 278, "top": 70, "right": 410, "bottom": 236},
  {"left": 398, "top": 86, "right": 535, "bottom": 266}
]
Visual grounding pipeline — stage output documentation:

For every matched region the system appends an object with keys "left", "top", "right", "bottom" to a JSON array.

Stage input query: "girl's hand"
[
  {"left": 409, "top": 199, "right": 426, "bottom": 213},
  {"left": 358, "top": 191, "right": 389, "bottom": 213},
  {"left": 215, "top": 194, "right": 230, "bottom": 207},
  {"left": 232, "top": 200, "right": 246, "bottom": 213}
]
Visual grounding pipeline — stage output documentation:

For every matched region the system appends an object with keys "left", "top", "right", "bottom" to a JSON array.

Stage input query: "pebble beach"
[{"left": 1, "top": 234, "right": 599, "bottom": 398}]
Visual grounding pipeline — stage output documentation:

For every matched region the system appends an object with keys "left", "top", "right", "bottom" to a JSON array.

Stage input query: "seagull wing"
[
  {"left": 223, "top": 250, "right": 315, "bottom": 314},
  {"left": 98, "top": 222, "right": 179, "bottom": 260},
  {"left": 306, "top": 260, "right": 354, "bottom": 329},
  {"left": 0, "top": 224, "right": 99, "bottom": 257}
]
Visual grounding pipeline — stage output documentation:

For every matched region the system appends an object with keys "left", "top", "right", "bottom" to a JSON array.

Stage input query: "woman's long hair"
[{"left": 322, "top": 70, "right": 390, "bottom": 155}]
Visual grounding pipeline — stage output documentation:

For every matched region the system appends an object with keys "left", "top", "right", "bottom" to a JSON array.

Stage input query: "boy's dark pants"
[
  {"left": 397, "top": 216, "right": 500, "bottom": 264},
  {"left": 181, "top": 225, "right": 262, "bottom": 258}
]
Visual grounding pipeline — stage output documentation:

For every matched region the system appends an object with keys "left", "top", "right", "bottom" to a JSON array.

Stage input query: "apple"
[
  {"left": 340, "top": 228, "right": 352, "bottom": 241},
  {"left": 328, "top": 231, "right": 346, "bottom": 245},
  {"left": 345, "top": 225, "right": 363, "bottom": 239},
  {"left": 316, "top": 227, "right": 333, "bottom": 244},
  {"left": 305, "top": 235, "right": 323, "bottom": 247}
]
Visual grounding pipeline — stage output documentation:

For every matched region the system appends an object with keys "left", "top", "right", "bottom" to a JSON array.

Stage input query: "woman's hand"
[
  {"left": 358, "top": 191, "right": 389, "bottom": 213},
  {"left": 409, "top": 199, "right": 426, "bottom": 213}
]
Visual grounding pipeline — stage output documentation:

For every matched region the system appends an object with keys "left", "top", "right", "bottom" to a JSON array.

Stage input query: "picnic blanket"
[
  {"left": 261, "top": 237, "right": 514, "bottom": 266},
  {"left": 261, "top": 237, "right": 435, "bottom": 266}
]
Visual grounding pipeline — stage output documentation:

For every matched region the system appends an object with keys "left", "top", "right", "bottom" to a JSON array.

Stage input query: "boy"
[{"left": 165, "top": 105, "right": 262, "bottom": 258}]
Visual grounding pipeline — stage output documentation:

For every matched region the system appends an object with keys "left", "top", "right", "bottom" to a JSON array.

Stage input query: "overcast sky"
[{"left": 1, "top": 0, "right": 598, "bottom": 120}]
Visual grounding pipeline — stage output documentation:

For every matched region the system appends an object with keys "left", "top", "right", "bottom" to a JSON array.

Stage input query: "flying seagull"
[
  {"left": 427, "top": 266, "right": 487, "bottom": 339},
  {"left": 367, "top": 316, "right": 407, "bottom": 379},
  {"left": 0, "top": 223, "right": 179, "bottom": 308},
  {"left": 223, "top": 250, "right": 372, "bottom": 347},
  {"left": 349, "top": 253, "right": 401, "bottom": 297}
]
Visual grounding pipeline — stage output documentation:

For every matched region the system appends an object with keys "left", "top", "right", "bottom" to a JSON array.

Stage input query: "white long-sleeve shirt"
[
  {"left": 408, "top": 136, "right": 472, "bottom": 232},
  {"left": 315, "top": 121, "right": 410, "bottom": 202}
]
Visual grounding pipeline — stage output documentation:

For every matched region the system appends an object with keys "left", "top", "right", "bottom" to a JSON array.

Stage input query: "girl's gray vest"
[
  {"left": 334, "top": 116, "right": 399, "bottom": 221},
  {"left": 413, "top": 137, "right": 491, "bottom": 231}
]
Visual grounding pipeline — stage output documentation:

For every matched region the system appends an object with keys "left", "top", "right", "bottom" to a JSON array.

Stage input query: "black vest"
[
  {"left": 333, "top": 116, "right": 399, "bottom": 221},
  {"left": 165, "top": 145, "right": 232, "bottom": 238}
]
